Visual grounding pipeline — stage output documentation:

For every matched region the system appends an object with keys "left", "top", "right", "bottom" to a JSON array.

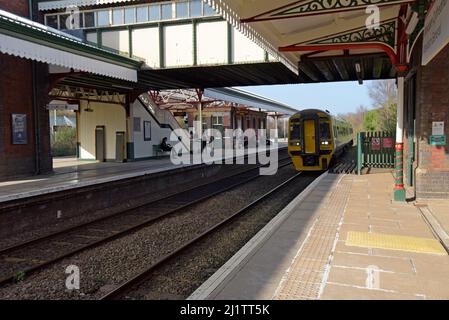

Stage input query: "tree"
[
  {"left": 368, "top": 80, "right": 397, "bottom": 132},
  {"left": 363, "top": 109, "right": 380, "bottom": 131}
]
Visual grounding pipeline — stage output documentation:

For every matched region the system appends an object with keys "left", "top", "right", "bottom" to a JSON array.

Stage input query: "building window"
[
  {"left": 46, "top": 15, "right": 59, "bottom": 29},
  {"left": 161, "top": 3, "right": 172, "bottom": 20},
  {"left": 84, "top": 12, "right": 95, "bottom": 28},
  {"left": 212, "top": 116, "right": 224, "bottom": 126},
  {"left": 112, "top": 8, "right": 124, "bottom": 25},
  {"left": 124, "top": 7, "right": 135, "bottom": 24},
  {"left": 149, "top": 4, "right": 161, "bottom": 21},
  {"left": 97, "top": 10, "right": 110, "bottom": 26},
  {"left": 203, "top": 3, "right": 216, "bottom": 16},
  {"left": 136, "top": 6, "right": 148, "bottom": 23},
  {"left": 59, "top": 14, "right": 69, "bottom": 29},
  {"left": 176, "top": 2, "right": 189, "bottom": 19},
  {"left": 190, "top": 0, "right": 202, "bottom": 17}
]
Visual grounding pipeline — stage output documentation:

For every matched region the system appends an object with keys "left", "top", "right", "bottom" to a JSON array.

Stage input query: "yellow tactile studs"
[{"left": 346, "top": 231, "right": 447, "bottom": 255}]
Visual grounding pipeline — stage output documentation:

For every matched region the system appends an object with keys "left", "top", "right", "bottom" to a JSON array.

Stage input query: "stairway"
[{"left": 138, "top": 92, "right": 191, "bottom": 152}]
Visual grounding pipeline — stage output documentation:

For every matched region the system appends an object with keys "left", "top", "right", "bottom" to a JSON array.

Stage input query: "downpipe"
[{"left": 29, "top": 0, "right": 41, "bottom": 175}]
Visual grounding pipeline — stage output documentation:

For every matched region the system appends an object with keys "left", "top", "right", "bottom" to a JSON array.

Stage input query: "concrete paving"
[{"left": 190, "top": 172, "right": 449, "bottom": 300}]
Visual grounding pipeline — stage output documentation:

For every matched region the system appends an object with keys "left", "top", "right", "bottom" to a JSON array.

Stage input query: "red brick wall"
[
  {"left": 408, "top": 35, "right": 449, "bottom": 199},
  {"left": 0, "top": 0, "right": 29, "bottom": 17},
  {"left": 0, "top": 0, "right": 52, "bottom": 180}
]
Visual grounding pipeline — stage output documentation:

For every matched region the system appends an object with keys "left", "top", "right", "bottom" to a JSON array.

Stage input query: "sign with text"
[
  {"left": 12, "top": 114, "right": 27, "bottom": 145},
  {"left": 432, "top": 121, "right": 445, "bottom": 135},
  {"left": 422, "top": 0, "right": 449, "bottom": 65},
  {"left": 371, "top": 137, "right": 381, "bottom": 151},
  {"left": 382, "top": 137, "right": 394, "bottom": 148},
  {"left": 47, "top": 104, "right": 79, "bottom": 111}
]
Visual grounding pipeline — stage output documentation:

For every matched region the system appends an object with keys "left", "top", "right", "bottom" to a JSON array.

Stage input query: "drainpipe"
[{"left": 29, "top": 0, "right": 41, "bottom": 175}]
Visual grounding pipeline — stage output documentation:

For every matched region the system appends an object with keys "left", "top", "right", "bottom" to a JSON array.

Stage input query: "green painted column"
[
  {"left": 357, "top": 132, "right": 362, "bottom": 175},
  {"left": 394, "top": 77, "right": 406, "bottom": 202}
]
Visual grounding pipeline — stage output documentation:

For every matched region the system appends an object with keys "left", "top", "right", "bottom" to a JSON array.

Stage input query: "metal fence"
[{"left": 357, "top": 131, "right": 395, "bottom": 174}]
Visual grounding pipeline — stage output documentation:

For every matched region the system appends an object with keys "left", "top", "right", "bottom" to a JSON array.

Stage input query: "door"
[
  {"left": 115, "top": 131, "right": 126, "bottom": 162},
  {"left": 304, "top": 120, "right": 316, "bottom": 154},
  {"left": 95, "top": 126, "right": 105, "bottom": 162}
]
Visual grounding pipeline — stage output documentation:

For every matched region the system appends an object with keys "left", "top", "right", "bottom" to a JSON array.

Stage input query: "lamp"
[{"left": 84, "top": 101, "right": 93, "bottom": 112}]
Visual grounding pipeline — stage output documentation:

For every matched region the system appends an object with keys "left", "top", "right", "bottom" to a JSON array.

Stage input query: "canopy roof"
[
  {"left": 0, "top": 9, "right": 141, "bottom": 82},
  {"left": 205, "top": 87, "right": 299, "bottom": 115},
  {"left": 208, "top": 0, "right": 416, "bottom": 83}
]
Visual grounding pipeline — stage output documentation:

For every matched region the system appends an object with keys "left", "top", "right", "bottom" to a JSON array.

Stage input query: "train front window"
[
  {"left": 319, "top": 122, "right": 331, "bottom": 141},
  {"left": 290, "top": 124, "right": 301, "bottom": 140}
]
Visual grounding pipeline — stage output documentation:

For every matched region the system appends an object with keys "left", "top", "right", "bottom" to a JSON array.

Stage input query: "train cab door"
[{"left": 304, "top": 120, "right": 316, "bottom": 154}]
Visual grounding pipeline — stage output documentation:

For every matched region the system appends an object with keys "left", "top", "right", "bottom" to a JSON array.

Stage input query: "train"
[{"left": 288, "top": 109, "right": 354, "bottom": 171}]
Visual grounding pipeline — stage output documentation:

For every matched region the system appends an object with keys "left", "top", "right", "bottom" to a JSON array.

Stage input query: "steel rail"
[
  {"left": 0, "top": 158, "right": 293, "bottom": 286},
  {"left": 101, "top": 171, "right": 305, "bottom": 300}
]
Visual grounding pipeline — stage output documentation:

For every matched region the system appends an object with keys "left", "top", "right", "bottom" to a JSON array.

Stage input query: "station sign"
[
  {"left": 432, "top": 121, "right": 445, "bottom": 135},
  {"left": 422, "top": 0, "right": 449, "bottom": 66},
  {"left": 429, "top": 135, "right": 446, "bottom": 146},
  {"left": 382, "top": 137, "right": 394, "bottom": 149},
  {"left": 47, "top": 104, "right": 79, "bottom": 111},
  {"left": 11, "top": 114, "right": 27, "bottom": 145}
]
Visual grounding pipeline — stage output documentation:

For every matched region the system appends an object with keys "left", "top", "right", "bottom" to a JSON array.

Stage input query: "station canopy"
[
  {"left": 148, "top": 88, "right": 299, "bottom": 116},
  {"left": 207, "top": 0, "right": 411, "bottom": 83},
  {"left": 0, "top": 9, "right": 141, "bottom": 83}
]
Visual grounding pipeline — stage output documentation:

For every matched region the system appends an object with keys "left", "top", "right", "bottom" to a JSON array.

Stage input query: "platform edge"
[{"left": 187, "top": 171, "right": 330, "bottom": 300}]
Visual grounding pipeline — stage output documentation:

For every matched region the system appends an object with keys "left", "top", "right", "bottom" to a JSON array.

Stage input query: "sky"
[{"left": 237, "top": 80, "right": 376, "bottom": 115}]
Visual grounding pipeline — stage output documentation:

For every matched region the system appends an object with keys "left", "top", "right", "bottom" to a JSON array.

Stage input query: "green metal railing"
[{"left": 357, "top": 131, "right": 395, "bottom": 175}]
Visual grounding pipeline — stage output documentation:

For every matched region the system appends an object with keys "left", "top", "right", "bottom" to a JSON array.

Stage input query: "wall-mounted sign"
[
  {"left": 47, "top": 104, "right": 79, "bottom": 111},
  {"left": 432, "top": 121, "right": 445, "bottom": 135},
  {"left": 382, "top": 137, "right": 394, "bottom": 149},
  {"left": 173, "top": 112, "right": 187, "bottom": 117},
  {"left": 429, "top": 135, "right": 446, "bottom": 146},
  {"left": 422, "top": 0, "right": 449, "bottom": 65},
  {"left": 371, "top": 137, "right": 381, "bottom": 151},
  {"left": 11, "top": 114, "right": 28, "bottom": 145},
  {"left": 143, "top": 121, "right": 151, "bottom": 141}
]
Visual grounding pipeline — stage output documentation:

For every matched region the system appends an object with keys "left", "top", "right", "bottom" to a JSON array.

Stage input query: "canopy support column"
[{"left": 394, "top": 77, "right": 406, "bottom": 202}]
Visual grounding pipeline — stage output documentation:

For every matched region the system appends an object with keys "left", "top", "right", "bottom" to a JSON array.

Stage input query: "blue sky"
[{"left": 237, "top": 81, "right": 375, "bottom": 115}]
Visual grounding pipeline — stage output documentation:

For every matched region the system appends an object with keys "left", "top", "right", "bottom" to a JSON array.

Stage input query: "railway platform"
[
  {"left": 190, "top": 171, "right": 449, "bottom": 300},
  {"left": 0, "top": 145, "right": 284, "bottom": 203}
]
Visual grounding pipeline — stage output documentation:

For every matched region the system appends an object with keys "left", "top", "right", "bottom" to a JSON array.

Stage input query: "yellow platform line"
[{"left": 346, "top": 231, "right": 447, "bottom": 255}]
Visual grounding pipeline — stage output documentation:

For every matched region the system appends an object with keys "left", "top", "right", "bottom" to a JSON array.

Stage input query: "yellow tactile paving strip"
[{"left": 346, "top": 231, "right": 447, "bottom": 256}]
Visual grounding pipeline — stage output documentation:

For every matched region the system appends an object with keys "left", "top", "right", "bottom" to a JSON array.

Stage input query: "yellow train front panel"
[{"left": 288, "top": 109, "right": 350, "bottom": 172}]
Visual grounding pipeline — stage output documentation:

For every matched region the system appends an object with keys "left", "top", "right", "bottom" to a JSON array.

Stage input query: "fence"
[{"left": 357, "top": 131, "right": 395, "bottom": 175}]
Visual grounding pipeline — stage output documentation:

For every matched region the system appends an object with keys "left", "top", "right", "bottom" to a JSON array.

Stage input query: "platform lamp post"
[{"left": 394, "top": 76, "right": 406, "bottom": 202}]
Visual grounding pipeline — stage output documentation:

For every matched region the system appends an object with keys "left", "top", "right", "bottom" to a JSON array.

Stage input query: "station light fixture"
[{"left": 406, "top": 12, "right": 419, "bottom": 35}]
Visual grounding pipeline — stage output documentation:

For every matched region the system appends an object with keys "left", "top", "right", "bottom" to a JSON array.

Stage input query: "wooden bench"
[{"left": 152, "top": 145, "right": 171, "bottom": 158}]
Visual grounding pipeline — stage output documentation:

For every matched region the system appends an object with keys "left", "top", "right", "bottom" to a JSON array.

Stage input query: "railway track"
[
  {"left": 100, "top": 170, "right": 317, "bottom": 300},
  {"left": 0, "top": 157, "right": 293, "bottom": 287}
]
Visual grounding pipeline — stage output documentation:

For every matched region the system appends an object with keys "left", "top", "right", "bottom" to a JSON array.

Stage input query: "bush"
[{"left": 51, "top": 126, "right": 77, "bottom": 157}]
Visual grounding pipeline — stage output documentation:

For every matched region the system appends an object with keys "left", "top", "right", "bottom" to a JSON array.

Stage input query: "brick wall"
[
  {"left": 408, "top": 35, "right": 449, "bottom": 199},
  {"left": 0, "top": 0, "right": 29, "bottom": 16},
  {"left": 0, "top": 0, "right": 53, "bottom": 180}
]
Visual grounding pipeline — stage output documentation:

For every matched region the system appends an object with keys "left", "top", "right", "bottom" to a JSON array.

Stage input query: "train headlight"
[{"left": 321, "top": 141, "right": 329, "bottom": 145}]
